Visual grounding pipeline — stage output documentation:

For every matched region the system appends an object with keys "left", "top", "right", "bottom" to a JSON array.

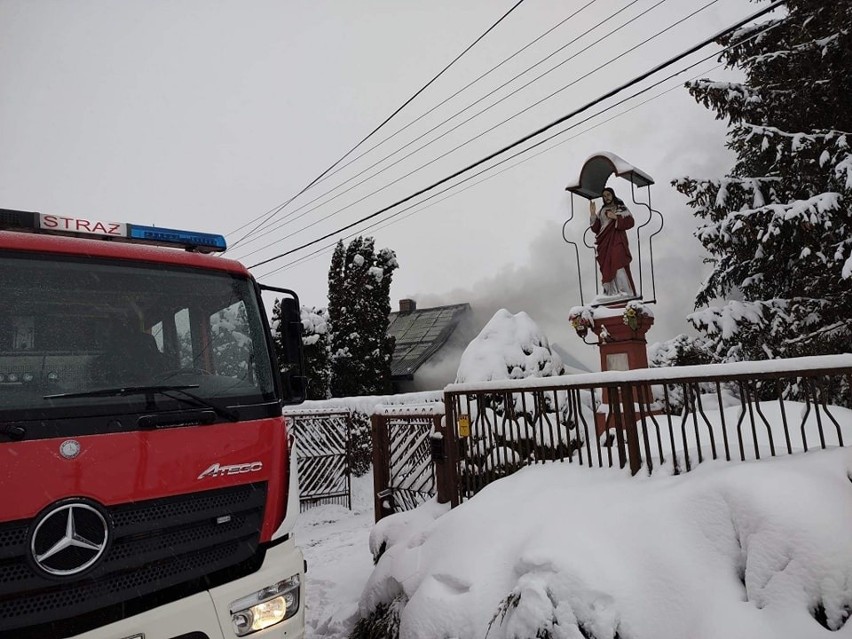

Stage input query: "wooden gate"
[
  {"left": 371, "top": 407, "right": 446, "bottom": 521},
  {"left": 286, "top": 410, "right": 352, "bottom": 511}
]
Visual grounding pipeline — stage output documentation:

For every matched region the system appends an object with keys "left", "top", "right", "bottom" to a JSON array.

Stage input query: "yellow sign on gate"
[{"left": 457, "top": 414, "right": 470, "bottom": 438}]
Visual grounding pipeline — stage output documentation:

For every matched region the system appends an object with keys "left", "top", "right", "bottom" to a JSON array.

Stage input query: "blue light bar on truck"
[
  {"left": 128, "top": 224, "right": 227, "bottom": 252},
  {"left": 0, "top": 208, "right": 227, "bottom": 253}
]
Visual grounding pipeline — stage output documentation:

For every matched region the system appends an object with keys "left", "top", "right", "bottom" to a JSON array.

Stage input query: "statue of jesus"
[{"left": 589, "top": 187, "right": 636, "bottom": 299}]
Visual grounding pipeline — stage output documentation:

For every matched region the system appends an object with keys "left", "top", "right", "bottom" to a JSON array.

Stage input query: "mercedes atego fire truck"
[{"left": 0, "top": 208, "right": 307, "bottom": 639}]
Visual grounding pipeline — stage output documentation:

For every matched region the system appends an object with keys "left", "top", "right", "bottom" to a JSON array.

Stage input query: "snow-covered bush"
[
  {"left": 356, "top": 448, "right": 852, "bottom": 639},
  {"left": 455, "top": 309, "right": 565, "bottom": 383},
  {"left": 453, "top": 310, "right": 591, "bottom": 491},
  {"left": 349, "top": 596, "right": 405, "bottom": 639},
  {"left": 210, "top": 303, "right": 252, "bottom": 379},
  {"left": 648, "top": 334, "right": 716, "bottom": 412},
  {"left": 301, "top": 305, "right": 331, "bottom": 400}
]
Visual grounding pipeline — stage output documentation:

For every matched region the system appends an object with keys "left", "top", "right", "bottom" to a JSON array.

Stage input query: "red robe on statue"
[{"left": 591, "top": 208, "right": 635, "bottom": 288}]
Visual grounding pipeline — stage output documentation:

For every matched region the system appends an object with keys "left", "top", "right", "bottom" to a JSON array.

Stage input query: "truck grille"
[{"left": 0, "top": 482, "right": 267, "bottom": 636}]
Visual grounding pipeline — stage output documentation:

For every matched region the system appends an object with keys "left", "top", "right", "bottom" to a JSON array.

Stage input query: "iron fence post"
[
  {"left": 371, "top": 413, "right": 392, "bottom": 523},
  {"left": 621, "top": 383, "right": 643, "bottom": 475},
  {"left": 442, "top": 392, "right": 461, "bottom": 508}
]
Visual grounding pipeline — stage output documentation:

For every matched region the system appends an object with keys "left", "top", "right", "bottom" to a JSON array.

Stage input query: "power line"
[
  {"left": 248, "top": 0, "right": 785, "bottom": 272},
  {"left": 227, "top": 0, "right": 528, "bottom": 249},
  {"left": 235, "top": 0, "right": 712, "bottom": 262},
  {"left": 234, "top": 0, "right": 606, "bottom": 246},
  {"left": 255, "top": 59, "right": 727, "bottom": 280},
  {"left": 276, "top": 0, "right": 604, "bottom": 200},
  {"left": 259, "top": 14, "right": 784, "bottom": 279},
  {"left": 232, "top": 0, "right": 653, "bottom": 256}
]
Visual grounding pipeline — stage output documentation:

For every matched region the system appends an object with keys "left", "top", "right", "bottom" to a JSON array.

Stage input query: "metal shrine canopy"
[{"left": 564, "top": 151, "right": 654, "bottom": 200}]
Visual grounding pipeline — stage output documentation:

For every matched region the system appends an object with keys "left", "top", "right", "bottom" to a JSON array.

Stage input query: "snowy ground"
[
  {"left": 297, "top": 444, "right": 852, "bottom": 639},
  {"left": 295, "top": 473, "right": 377, "bottom": 639},
  {"left": 364, "top": 448, "right": 852, "bottom": 639}
]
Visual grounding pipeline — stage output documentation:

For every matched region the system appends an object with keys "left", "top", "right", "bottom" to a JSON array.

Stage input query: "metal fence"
[
  {"left": 290, "top": 356, "right": 851, "bottom": 521},
  {"left": 441, "top": 356, "right": 852, "bottom": 506}
]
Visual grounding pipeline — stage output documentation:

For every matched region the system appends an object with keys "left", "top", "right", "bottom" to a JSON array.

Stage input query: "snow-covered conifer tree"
[
  {"left": 327, "top": 237, "right": 398, "bottom": 397},
  {"left": 675, "top": 1, "right": 852, "bottom": 386}
]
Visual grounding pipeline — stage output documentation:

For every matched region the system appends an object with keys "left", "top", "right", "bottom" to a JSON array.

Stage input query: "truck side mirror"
[{"left": 279, "top": 297, "right": 307, "bottom": 405}]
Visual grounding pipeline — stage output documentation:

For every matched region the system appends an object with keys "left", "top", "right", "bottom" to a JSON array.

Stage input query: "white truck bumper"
[{"left": 70, "top": 537, "right": 305, "bottom": 639}]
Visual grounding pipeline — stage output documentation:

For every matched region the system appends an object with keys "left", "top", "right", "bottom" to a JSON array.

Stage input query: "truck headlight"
[{"left": 229, "top": 574, "right": 300, "bottom": 636}]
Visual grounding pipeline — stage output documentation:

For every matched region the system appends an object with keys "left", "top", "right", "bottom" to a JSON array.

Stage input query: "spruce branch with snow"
[
  {"left": 674, "top": 1, "right": 852, "bottom": 399},
  {"left": 300, "top": 305, "right": 331, "bottom": 400},
  {"left": 273, "top": 301, "right": 331, "bottom": 400}
]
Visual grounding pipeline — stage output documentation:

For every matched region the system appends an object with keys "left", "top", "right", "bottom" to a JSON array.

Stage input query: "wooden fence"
[{"left": 286, "top": 409, "right": 352, "bottom": 511}]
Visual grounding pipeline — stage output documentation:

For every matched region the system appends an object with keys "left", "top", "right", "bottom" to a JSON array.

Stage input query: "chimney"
[{"left": 399, "top": 299, "right": 416, "bottom": 314}]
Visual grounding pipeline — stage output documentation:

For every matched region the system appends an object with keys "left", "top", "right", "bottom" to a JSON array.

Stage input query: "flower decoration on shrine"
[
  {"left": 568, "top": 306, "right": 594, "bottom": 338},
  {"left": 622, "top": 301, "right": 649, "bottom": 331}
]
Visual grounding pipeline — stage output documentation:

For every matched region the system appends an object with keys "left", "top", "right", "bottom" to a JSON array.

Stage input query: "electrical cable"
[
  {"left": 268, "top": 0, "right": 605, "bottom": 205},
  {"left": 258, "top": 13, "right": 784, "bottom": 278},
  {"left": 255, "top": 59, "right": 726, "bottom": 279},
  {"left": 234, "top": 0, "right": 711, "bottom": 261},
  {"left": 234, "top": 0, "right": 626, "bottom": 247},
  {"left": 232, "top": 0, "right": 654, "bottom": 255},
  {"left": 247, "top": 0, "right": 785, "bottom": 272},
  {"left": 227, "top": 0, "right": 528, "bottom": 249}
]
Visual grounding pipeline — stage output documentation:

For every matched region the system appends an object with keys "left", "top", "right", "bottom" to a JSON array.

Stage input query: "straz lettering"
[
  {"left": 197, "top": 461, "right": 263, "bottom": 480},
  {"left": 39, "top": 214, "right": 125, "bottom": 236}
]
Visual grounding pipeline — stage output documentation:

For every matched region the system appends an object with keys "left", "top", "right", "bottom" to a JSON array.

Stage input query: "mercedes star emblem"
[
  {"left": 59, "top": 439, "right": 81, "bottom": 459},
  {"left": 29, "top": 501, "right": 111, "bottom": 577}
]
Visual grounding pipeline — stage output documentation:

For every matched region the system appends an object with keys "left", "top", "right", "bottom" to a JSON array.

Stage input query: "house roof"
[{"left": 387, "top": 303, "right": 470, "bottom": 380}]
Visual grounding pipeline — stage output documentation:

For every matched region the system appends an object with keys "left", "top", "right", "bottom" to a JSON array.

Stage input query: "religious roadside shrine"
[{"left": 563, "top": 152, "right": 664, "bottom": 433}]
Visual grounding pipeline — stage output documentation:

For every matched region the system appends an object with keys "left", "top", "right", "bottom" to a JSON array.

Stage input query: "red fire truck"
[{"left": 0, "top": 208, "right": 307, "bottom": 639}]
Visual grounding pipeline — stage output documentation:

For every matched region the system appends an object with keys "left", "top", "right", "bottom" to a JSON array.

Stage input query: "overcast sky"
[{"left": 0, "top": 0, "right": 761, "bottom": 369}]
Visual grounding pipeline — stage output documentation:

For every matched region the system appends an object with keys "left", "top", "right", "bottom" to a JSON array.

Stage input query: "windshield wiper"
[
  {"left": 159, "top": 387, "right": 239, "bottom": 422},
  {"left": 44, "top": 384, "right": 201, "bottom": 400},
  {"left": 44, "top": 384, "right": 239, "bottom": 423}
]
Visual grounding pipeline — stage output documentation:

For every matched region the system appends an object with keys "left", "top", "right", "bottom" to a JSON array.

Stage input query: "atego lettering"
[{"left": 197, "top": 461, "right": 263, "bottom": 479}]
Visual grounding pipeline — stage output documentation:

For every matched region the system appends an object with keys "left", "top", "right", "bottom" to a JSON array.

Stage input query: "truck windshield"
[{"left": 0, "top": 254, "right": 276, "bottom": 417}]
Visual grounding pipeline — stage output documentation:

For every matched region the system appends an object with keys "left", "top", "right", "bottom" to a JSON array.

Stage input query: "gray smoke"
[{"left": 406, "top": 172, "right": 723, "bottom": 391}]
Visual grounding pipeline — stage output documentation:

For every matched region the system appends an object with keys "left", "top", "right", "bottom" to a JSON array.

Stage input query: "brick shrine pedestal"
[{"left": 589, "top": 307, "right": 655, "bottom": 437}]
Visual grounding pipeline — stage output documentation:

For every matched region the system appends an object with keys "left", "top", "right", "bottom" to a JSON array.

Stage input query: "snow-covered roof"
[
  {"left": 387, "top": 303, "right": 471, "bottom": 379},
  {"left": 565, "top": 151, "right": 655, "bottom": 199}
]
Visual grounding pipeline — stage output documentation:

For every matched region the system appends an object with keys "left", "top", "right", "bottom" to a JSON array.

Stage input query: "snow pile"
[
  {"left": 456, "top": 309, "right": 564, "bottom": 383},
  {"left": 360, "top": 448, "right": 852, "bottom": 638}
]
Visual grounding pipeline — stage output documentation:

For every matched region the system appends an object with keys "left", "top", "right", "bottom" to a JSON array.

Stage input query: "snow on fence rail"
[
  {"left": 441, "top": 354, "right": 852, "bottom": 506},
  {"left": 285, "top": 356, "right": 851, "bottom": 519}
]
